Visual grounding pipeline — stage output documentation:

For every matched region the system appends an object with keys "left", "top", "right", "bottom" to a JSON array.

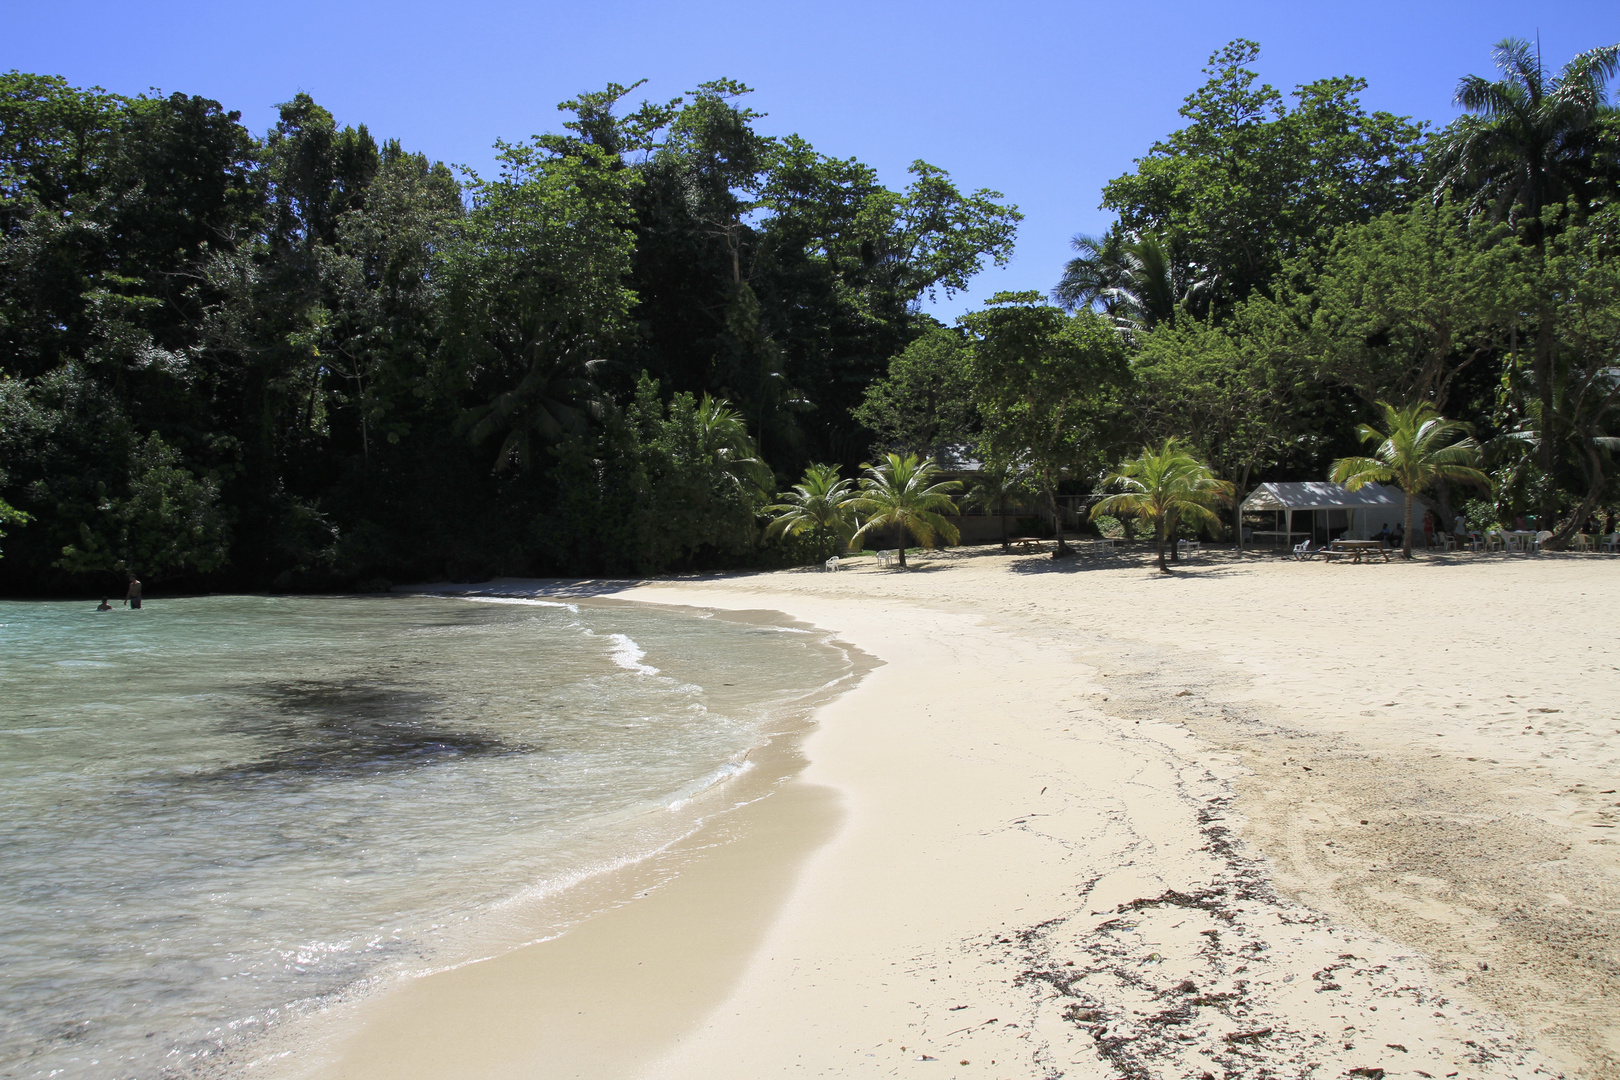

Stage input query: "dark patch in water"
[{"left": 200, "top": 678, "right": 529, "bottom": 781}]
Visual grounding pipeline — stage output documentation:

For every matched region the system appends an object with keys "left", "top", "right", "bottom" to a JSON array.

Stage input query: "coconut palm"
[
  {"left": 1052, "top": 229, "right": 1208, "bottom": 332},
  {"left": 849, "top": 453, "right": 962, "bottom": 568},
  {"left": 1091, "top": 440, "right": 1233, "bottom": 573},
  {"left": 964, "top": 461, "right": 1033, "bottom": 552},
  {"left": 1431, "top": 39, "right": 1619, "bottom": 524},
  {"left": 764, "top": 463, "right": 859, "bottom": 555},
  {"left": 693, "top": 393, "right": 774, "bottom": 500},
  {"left": 462, "top": 341, "right": 605, "bottom": 472},
  {"left": 1330, "top": 402, "right": 1491, "bottom": 559},
  {"left": 1430, "top": 38, "right": 1620, "bottom": 229}
]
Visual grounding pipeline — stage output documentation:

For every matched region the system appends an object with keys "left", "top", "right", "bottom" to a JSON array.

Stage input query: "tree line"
[
  {"left": 0, "top": 75, "right": 1016, "bottom": 591},
  {"left": 4, "top": 36, "right": 1618, "bottom": 592},
  {"left": 854, "top": 37, "right": 1620, "bottom": 558}
]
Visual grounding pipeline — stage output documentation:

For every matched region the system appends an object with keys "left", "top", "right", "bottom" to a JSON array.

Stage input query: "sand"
[{"left": 264, "top": 546, "right": 1620, "bottom": 1080}]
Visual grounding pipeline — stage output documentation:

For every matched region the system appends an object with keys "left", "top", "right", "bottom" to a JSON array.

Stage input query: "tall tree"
[
  {"left": 852, "top": 326, "right": 979, "bottom": 460},
  {"left": 963, "top": 293, "right": 1128, "bottom": 556},
  {"left": 1429, "top": 39, "right": 1620, "bottom": 523},
  {"left": 1101, "top": 39, "right": 1425, "bottom": 313}
]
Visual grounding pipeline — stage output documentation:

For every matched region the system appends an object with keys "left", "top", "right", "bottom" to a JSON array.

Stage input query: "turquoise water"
[{"left": 0, "top": 593, "right": 851, "bottom": 1079}]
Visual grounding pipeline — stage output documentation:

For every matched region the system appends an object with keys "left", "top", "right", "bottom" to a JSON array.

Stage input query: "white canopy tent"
[{"left": 1239, "top": 481, "right": 1410, "bottom": 547}]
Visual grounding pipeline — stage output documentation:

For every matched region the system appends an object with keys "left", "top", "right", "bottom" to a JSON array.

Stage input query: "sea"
[{"left": 0, "top": 591, "right": 855, "bottom": 1079}]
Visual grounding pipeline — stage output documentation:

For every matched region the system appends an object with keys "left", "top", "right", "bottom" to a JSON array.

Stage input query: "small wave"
[
  {"left": 606, "top": 633, "right": 659, "bottom": 675},
  {"left": 665, "top": 756, "right": 755, "bottom": 811},
  {"left": 54, "top": 659, "right": 114, "bottom": 668},
  {"left": 454, "top": 596, "right": 580, "bottom": 614}
]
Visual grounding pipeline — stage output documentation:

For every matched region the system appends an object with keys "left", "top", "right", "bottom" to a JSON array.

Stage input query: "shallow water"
[{"left": 0, "top": 593, "right": 851, "bottom": 1079}]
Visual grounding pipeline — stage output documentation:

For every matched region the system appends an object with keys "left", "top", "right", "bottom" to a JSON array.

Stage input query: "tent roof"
[{"left": 1240, "top": 481, "right": 1407, "bottom": 512}]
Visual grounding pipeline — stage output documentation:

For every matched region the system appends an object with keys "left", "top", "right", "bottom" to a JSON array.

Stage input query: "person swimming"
[{"left": 96, "top": 597, "right": 112, "bottom": 611}]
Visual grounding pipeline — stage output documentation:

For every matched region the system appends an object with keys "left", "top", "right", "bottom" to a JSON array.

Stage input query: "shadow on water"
[{"left": 199, "top": 678, "right": 530, "bottom": 783}]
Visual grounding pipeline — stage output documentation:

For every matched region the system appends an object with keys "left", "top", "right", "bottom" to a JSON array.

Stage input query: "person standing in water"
[
  {"left": 96, "top": 597, "right": 112, "bottom": 611},
  {"left": 125, "top": 574, "right": 142, "bottom": 610}
]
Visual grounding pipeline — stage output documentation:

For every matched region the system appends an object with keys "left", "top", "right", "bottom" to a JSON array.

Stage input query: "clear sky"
[{"left": 5, "top": 1, "right": 1617, "bottom": 319}]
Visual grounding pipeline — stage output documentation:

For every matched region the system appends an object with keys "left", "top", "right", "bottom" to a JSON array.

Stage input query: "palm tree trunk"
[
  {"left": 999, "top": 495, "right": 1009, "bottom": 552},
  {"left": 1235, "top": 461, "right": 1252, "bottom": 554},
  {"left": 1403, "top": 492, "right": 1414, "bottom": 560},
  {"left": 1155, "top": 520, "right": 1169, "bottom": 572},
  {"left": 897, "top": 520, "right": 907, "bottom": 568}
]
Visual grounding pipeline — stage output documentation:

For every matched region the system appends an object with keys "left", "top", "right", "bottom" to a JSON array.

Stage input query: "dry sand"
[{"left": 263, "top": 547, "right": 1620, "bottom": 1080}]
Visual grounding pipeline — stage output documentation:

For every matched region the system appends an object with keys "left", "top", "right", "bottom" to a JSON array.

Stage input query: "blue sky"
[{"left": 5, "top": 1, "right": 1617, "bottom": 319}]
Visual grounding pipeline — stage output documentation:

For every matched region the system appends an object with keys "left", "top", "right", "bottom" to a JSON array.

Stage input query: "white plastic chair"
[
  {"left": 1292, "top": 539, "right": 1314, "bottom": 560},
  {"left": 876, "top": 549, "right": 894, "bottom": 568},
  {"left": 824, "top": 556, "right": 840, "bottom": 572},
  {"left": 1534, "top": 530, "right": 1553, "bottom": 553}
]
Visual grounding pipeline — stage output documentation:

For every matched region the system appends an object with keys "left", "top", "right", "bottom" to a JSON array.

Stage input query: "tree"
[
  {"left": 764, "top": 463, "right": 859, "bottom": 555},
  {"left": 1430, "top": 38, "right": 1620, "bottom": 523},
  {"left": 1526, "top": 205, "right": 1620, "bottom": 545},
  {"left": 1293, "top": 199, "right": 1514, "bottom": 412},
  {"left": 1091, "top": 440, "right": 1232, "bottom": 573},
  {"left": 55, "top": 431, "right": 229, "bottom": 581},
  {"left": 962, "top": 293, "right": 1128, "bottom": 556},
  {"left": 1430, "top": 38, "right": 1620, "bottom": 233},
  {"left": 1329, "top": 401, "right": 1490, "bottom": 559},
  {"left": 1130, "top": 311, "right": 1303, "bottom": 549},
  {"left": 1053, "top": 229, "right": 1195, "bottom": 332},
  {"left": 852, "top": 327, "right": 979, "bottom": 459},
  {"left": 446, "top": 136, "right": 638, "bottom": 471},
  {"left": 849, "top": 453, "right": 961, "bottom": 568},
  {"left": 1101, "top": 39, "right": 1425, "bottom": 313},
  {"left": 0, "top": 497, "right": 27, "bottom": 558},
  {"left": 963, "top": 461, "right": 1033, "bottom": 552}
]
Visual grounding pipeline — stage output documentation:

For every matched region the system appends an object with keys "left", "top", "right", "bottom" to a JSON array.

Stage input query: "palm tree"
[
  {"left": 463, "top": 342, "right": 605, "bottom": 472},
  {"left": 1330, "top": 402, "right": 1491, "bottom": 559},
  {"left": 964, "top": 461, "right": 1032, "bottom": 552},
  {"left": 1052, "top": 229, "right": 1205, "bottom": 332},
  {"left": 1430, "top": 38, "right": 1620, "bottom": 231},
  {"left": 1430, "top": 38, "right": 1620, "bottom": 521},
  {"left": 764, "top": 463, "right": 859, "bottom": 555},
  {"left": 850, "top": 453, "right": 962, "bottom": 568},
  {"left": 1052, "top": 231, "right": 1133, "bottom": 318},
  {"left": 1091, "top": 440, "right": 1233, "bottom": 573},
  {"left": 693, "top": 393, "right": 774, "bottom": 501}
]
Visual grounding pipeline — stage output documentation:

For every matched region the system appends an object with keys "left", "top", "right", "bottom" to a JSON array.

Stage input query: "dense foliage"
[
  {"left": 860, "top": 36, "right": 1620, "bottom": 552},
  {"left": 0, "top": 75, "right": 1017, "bottom": 592},
  {"left": 6, "top": 35, "right": 1619, "bottom": 590}
]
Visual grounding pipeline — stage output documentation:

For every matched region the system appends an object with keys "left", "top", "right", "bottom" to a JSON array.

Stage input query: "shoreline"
[
  {"left": 236, "top": 595, "right": 871, "bottom": 1080},
  {"left": 256, "top": 549, "right": 1617, "bottom": 1079}
]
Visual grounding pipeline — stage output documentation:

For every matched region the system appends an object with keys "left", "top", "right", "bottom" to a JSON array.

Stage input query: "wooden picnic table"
[
  {"left": 1323, "top": 539, "right": 1391, "bottom": 564},
  {"left": 1008, "top": 536, "right": 1047, "bottom": 554}
]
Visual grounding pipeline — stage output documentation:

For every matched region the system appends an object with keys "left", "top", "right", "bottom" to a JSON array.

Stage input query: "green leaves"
[
  {"left": 1100, "top": 39, "right": 1425, "bottom": 312},
  {"left": 765, "top": 463, "right": 859, "bottom": 553},
  {"left": 852, "top": 327, "right": 979, "bottom": 460},
  {"left": 1092, "top": 440, "right": 1233, "bottom": 571},
  {"left": 1329, "top": 401, "right": 1489, "bottom": 558},
  {"left": 850, "top": 453, "right": 962, "bottom": 567},
  {"left": 53, "top": 431, "right": 228, "bottom": 580}
]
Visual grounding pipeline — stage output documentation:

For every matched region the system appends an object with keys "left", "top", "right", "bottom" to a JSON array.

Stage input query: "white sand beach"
[{"left": 268, "top": 548, "right": 1620, "bottom": 1080}]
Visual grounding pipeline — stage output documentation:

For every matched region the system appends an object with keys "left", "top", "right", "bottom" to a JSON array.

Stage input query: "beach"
[{"left": 274, "top": 548, "right": 1619, "bottom": 1080}]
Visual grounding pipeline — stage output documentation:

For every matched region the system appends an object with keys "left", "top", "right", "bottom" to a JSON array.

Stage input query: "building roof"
[{"left": 1240, "top": 481, "right": 1408, "bottom": 512}]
